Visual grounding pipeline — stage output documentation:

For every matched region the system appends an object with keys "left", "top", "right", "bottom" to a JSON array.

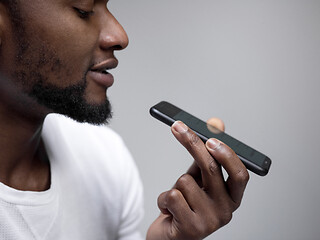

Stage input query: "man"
[{"left": 0, "top": 0, "right": 249, "bottom": 239}]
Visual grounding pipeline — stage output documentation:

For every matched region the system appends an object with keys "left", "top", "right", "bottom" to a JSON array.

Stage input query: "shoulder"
[
  {"left": 42, "top": 114, "right": 139, "bottom": 181},
  {"left": 42, "top": 114, "right": 144, "bottom": 238},
  {"left": 42, "top": 113, "right": 129, "bottom": 161},
  {"left": 42, "top": 113, "right": 143, "bottom": 196},
  {"left": 42, "top": 113, "right": 124, "bottom": 146}
]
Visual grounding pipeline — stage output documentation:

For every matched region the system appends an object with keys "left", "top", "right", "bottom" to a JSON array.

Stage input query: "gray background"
[{"left": 107, "top": 0, "right": 320, "bottom": 239}]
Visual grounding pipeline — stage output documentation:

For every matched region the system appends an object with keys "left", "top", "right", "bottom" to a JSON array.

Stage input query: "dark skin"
[
  {"left": 0, "top": 0, "right": 249, "bottom": 239},
  {"left": 0, "top": 0, "right": 128, "bottom": 190},
  {"left": 147, "top": 119, "right": 249, "bottom": 240}
]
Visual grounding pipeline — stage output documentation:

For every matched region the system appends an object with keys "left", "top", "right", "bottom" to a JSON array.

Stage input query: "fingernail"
[
  {"left": 206, "top": 138, "right": 221, "bottom": 150},
  {"left": 172, "top": 121, "right": 188, "bottom": 133}
]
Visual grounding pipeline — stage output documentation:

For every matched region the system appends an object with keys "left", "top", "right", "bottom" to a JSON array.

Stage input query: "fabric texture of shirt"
[{"left": 0, "top": 114, "right": 144, "bottom": 240}]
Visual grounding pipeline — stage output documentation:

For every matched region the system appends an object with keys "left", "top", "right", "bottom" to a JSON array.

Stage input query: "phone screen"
[
  {"left": 173, "top": 110, "right": 267, "bottom": 167},
  {"left": 150, "top": 101, "right": 271, "bottom": 176}
]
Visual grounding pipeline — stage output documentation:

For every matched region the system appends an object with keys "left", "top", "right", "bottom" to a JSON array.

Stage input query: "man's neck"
[{"left": 0, "top": 108, "right": 51, "bottom": 192}]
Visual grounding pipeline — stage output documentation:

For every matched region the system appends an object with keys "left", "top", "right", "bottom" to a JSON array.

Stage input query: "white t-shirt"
[{"left": 0, "top": 114, "right": 144, "bottom": 240}]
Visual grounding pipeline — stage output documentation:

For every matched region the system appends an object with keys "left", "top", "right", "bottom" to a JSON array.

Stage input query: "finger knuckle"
[
  {"left": 156, "top": 192, "right": 165, "bottom": 205},
  {"left": 187, "top": 132, "right": 201, "bottom": 147},
  {"left": 234, "top": 168, "right": 250, "bottom": 185},
  {"left": 166, "top": 189, "right": 181, "bottom": 204},
  {"left": 204, "top": 202, "right": 234, "bottom": 229},
  {"left": 209, "top": 160, "right": 221, "bottom": 176},
  {"left": 175, "top": 174, "right": 193, "bottom": 191},
  {"left": 189, "top": 210, "right": 233, "bottom": 238},
  {"left": 219, "top": 211, "right": 233, "bottom": 227}
]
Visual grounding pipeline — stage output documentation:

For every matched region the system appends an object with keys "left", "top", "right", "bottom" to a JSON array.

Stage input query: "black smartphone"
[{"left": 150, "top": 101, "right": 271, "bottom": 176}]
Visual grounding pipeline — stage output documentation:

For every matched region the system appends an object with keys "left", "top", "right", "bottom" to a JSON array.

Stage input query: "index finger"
[
  {"left": 171, "top": 121, "right": 227, "bottom": 196},
  {"left": 206, "top": 139, "right": 249, "bottom": 205}
]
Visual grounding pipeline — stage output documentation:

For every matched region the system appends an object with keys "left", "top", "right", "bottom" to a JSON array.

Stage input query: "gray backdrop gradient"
[{"left": 108, "top": 1, "right": 320, "bottom": 239}]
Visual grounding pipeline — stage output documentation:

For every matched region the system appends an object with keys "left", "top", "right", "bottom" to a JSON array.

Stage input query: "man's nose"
[{"left": 98, "top": 10, "right": 129, "bottom": 51}]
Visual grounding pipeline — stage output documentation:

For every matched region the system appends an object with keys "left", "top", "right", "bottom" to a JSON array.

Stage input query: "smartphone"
[{"left": 150, "top": 101, "right": 271, "bottom": 176}]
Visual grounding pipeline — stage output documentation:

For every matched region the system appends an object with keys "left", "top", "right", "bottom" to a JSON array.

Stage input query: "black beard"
[{"left": 30, "top": 79, "right": 112, "bottom": 125}]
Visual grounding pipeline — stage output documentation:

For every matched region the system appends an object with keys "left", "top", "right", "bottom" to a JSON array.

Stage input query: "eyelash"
[{"left": 74, "top": 7, "right": 94, "bottom": 19}]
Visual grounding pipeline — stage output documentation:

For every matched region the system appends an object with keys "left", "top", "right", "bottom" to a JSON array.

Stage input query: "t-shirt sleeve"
[{"left": 117, "top": 140, "right": 144, "bottom": 240}]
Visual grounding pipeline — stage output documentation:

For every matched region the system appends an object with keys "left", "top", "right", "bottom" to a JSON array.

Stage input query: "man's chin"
[
  {"left": 30, "top": 80, "right": 113, "bottom": 125},
  {"left": 59, "top": 100, "right": 113, "bottom": 125}
]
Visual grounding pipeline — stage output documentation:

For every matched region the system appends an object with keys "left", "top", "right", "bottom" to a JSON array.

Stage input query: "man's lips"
[
  {"left": 90, "top": 58, "right": 118, "bottom": 72},
  {"left": 88, "top": 58, "right": 118, "bottom": 87},
  {"left": 87, "top": 70, "right": 114, "bottom": 88}
]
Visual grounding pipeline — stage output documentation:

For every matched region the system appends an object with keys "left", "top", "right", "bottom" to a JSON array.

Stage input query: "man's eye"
[{"left": 74, "top": 7, "right": 94, "bottom": 19}]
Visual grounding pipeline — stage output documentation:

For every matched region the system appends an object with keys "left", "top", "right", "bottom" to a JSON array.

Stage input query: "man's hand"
[{"left": 147, "top": 118, "right": 249, "bottom": 240}]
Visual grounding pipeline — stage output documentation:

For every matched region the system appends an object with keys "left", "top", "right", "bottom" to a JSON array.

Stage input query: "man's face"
[{"left": 0, "top": 0, "right": 128, "bottom": 124}]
